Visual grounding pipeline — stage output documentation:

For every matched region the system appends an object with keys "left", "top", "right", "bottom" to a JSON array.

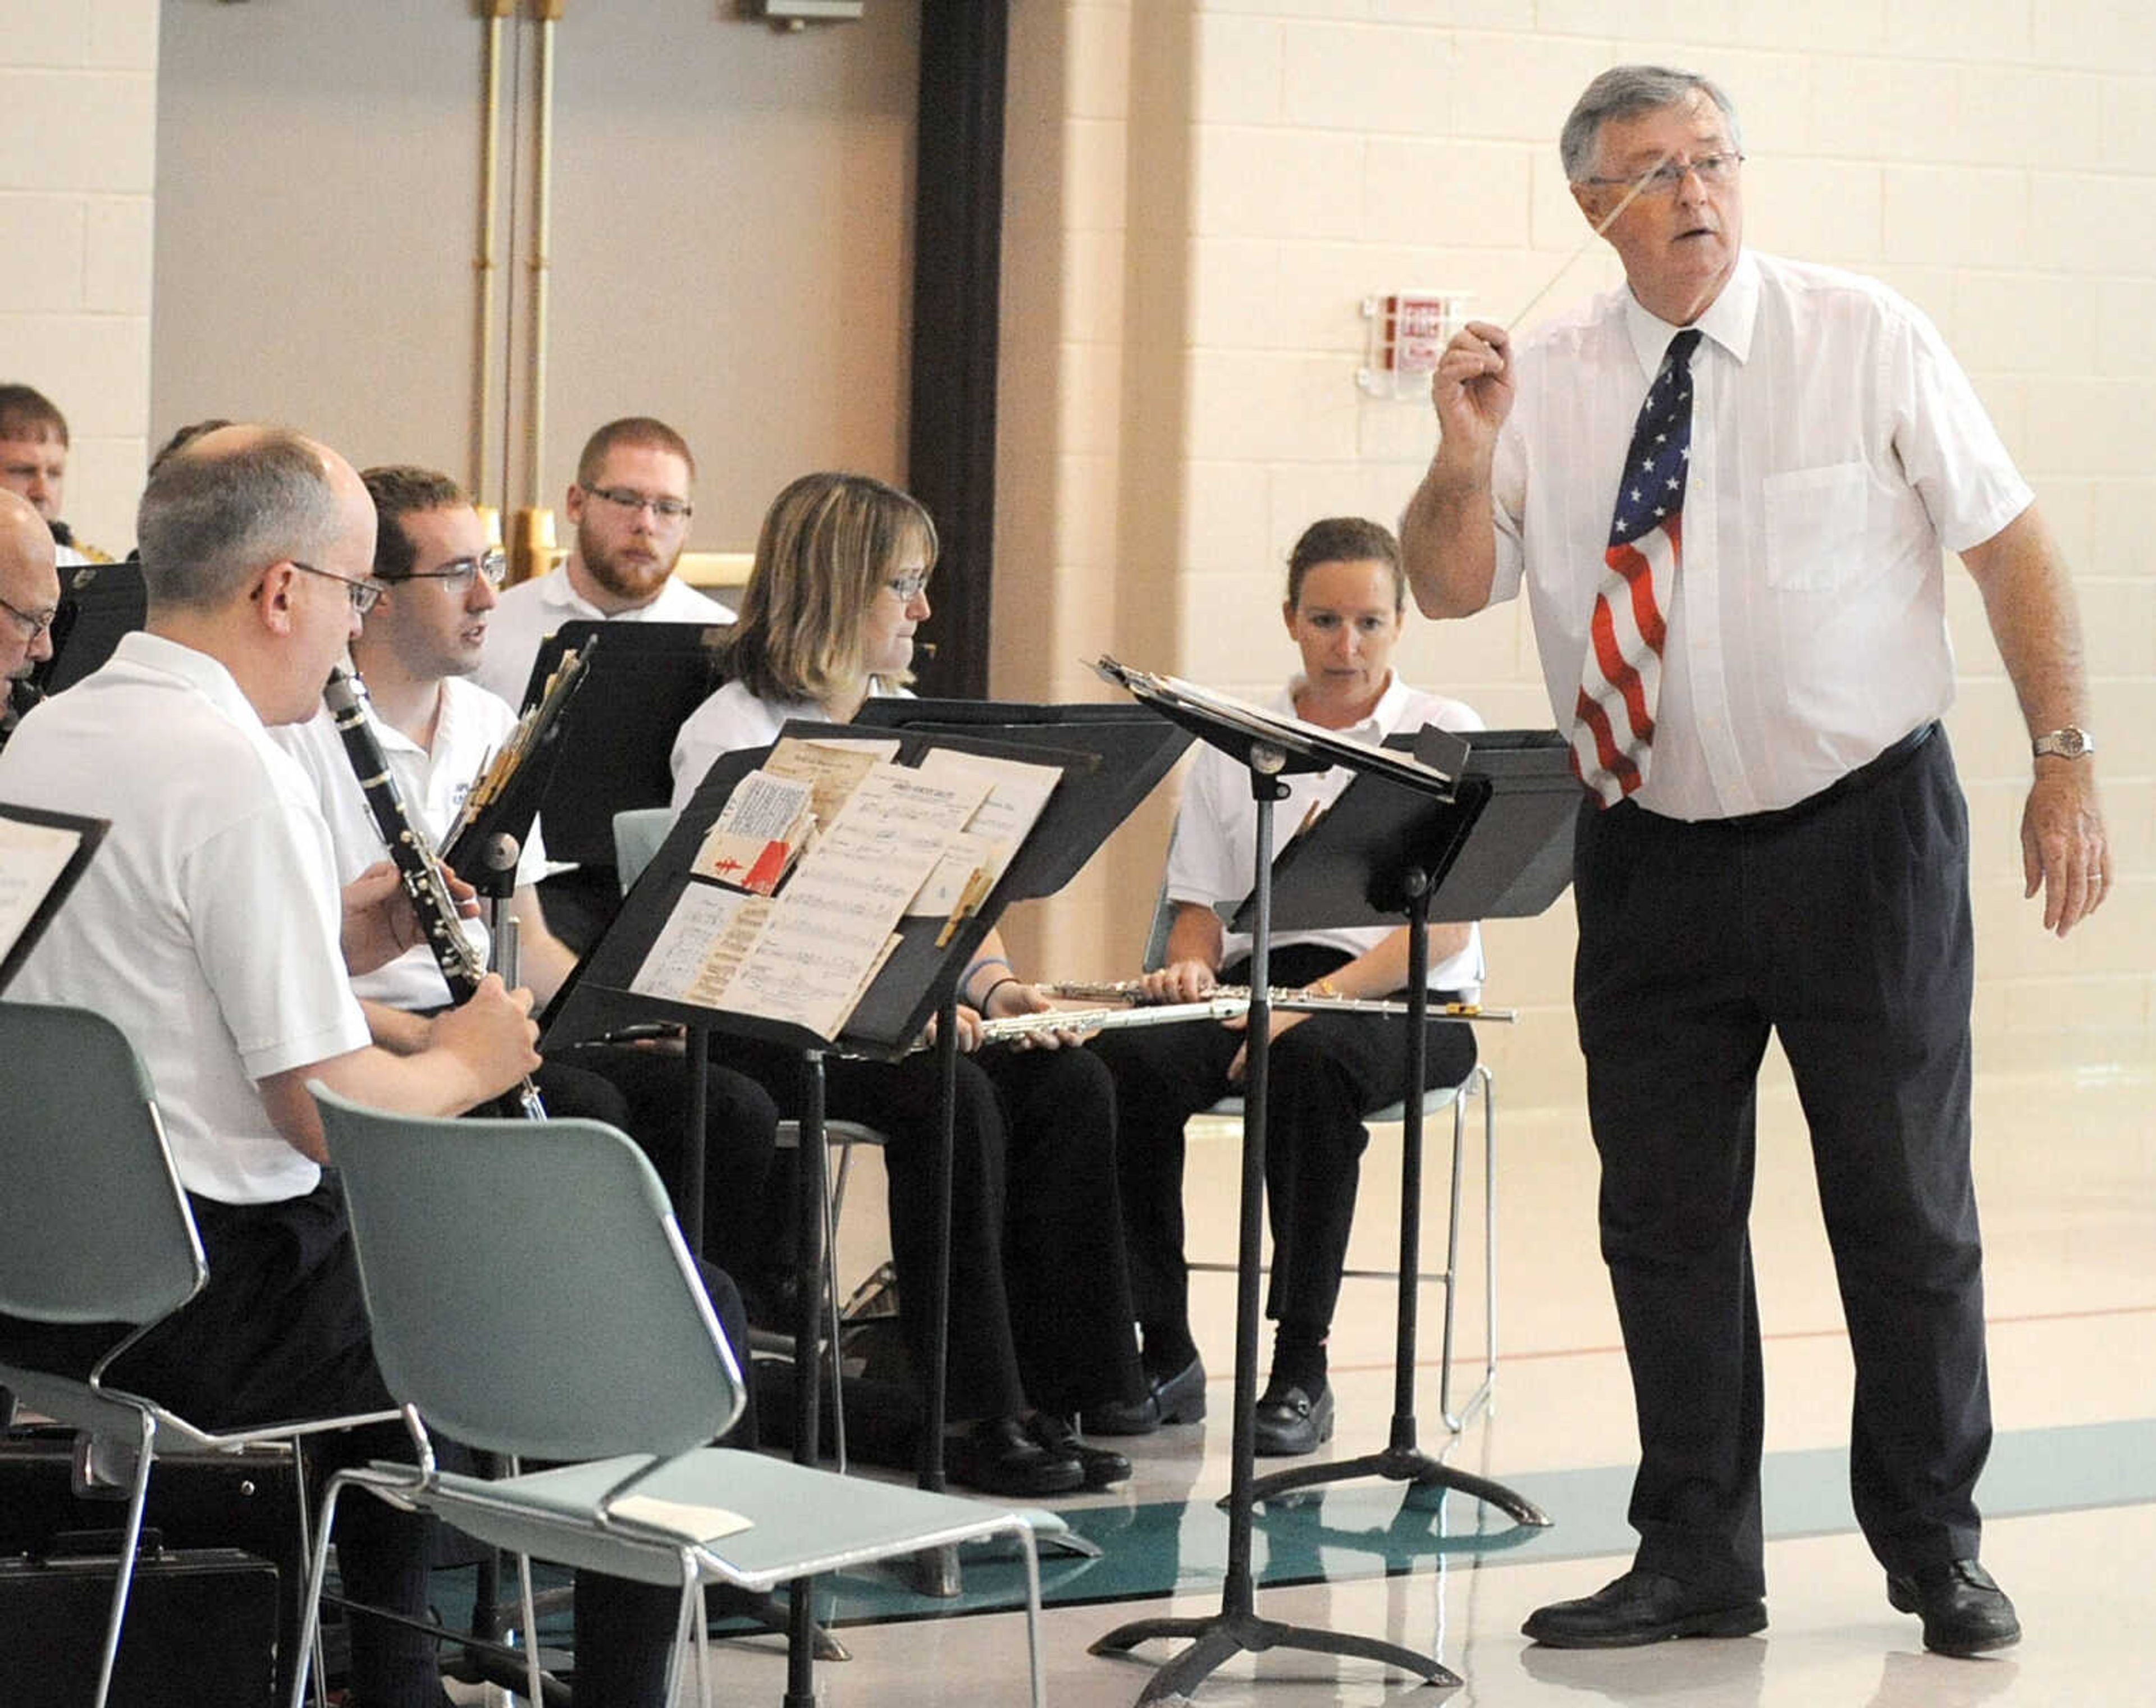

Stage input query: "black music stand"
[
  {"left": 545, "top": 709, "right": 1187, "bottom": 1704},
  {"left": 1086, "top": 661, "right": 1469, "bottom": 1702},
  {"left": 513, "top": 623, "right": 730, "bottom": 953},
  {"left": 0, "top": 803, "right": 107, "bottom": 992},
  {"left": 32, "top": 557, "right": 144, "bottom": 697},
  {"left": 1224, "top": 728, "right": 1575, "bottom": 1525}
]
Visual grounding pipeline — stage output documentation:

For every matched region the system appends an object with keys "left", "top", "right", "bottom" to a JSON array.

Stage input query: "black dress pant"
[
  {"left": 717, "top": 1035, "right": 1145, "bottom": 1421},
  {"left": 1092, "top": 942, "right": 1479, "bottom": 1351},
  {"left": 1572, "top": 725, "right": 1988, "bottom": 1599},
  {"left": 552, "top": 1043, "right": 780, "bottom": 1280}
]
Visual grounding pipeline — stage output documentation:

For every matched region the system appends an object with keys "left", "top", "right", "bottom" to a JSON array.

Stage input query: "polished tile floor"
[{"left": 659, "top": 1061, "right": 2155, "bottom": 1706}]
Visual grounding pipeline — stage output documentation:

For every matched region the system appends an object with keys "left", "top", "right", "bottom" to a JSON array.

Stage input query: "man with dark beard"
[{"left": 472, "top": 415, "right": 730, "bottom": 706}]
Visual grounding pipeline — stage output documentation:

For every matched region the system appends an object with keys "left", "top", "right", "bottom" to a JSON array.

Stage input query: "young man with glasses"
[
  {"left": 473, "top": 415, "right": 731, "bottom": 708},
  {"left": 1403, "top": 65, "right": 2104, "bottom": 1661},
  {"left": 275, "top": 465, "right": 781, "bottom": 1305}
]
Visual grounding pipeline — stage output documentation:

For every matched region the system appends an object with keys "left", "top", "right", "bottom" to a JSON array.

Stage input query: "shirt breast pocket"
[{"left": 1761, "top": 462, "right": 1871, "bottom": 593}]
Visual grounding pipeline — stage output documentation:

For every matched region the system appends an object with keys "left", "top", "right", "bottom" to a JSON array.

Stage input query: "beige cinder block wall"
[
  {"left": 994, "top": 1, "right": 2154, "bottom": 1107},
  {"left": 0, "top": 1, "right": 159, "bottom": 555}
]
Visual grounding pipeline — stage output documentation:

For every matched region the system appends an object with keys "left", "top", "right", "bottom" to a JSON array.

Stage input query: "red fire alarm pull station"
[{"left": 1359, "top": 291, "right": 1469, "bottom": 399}]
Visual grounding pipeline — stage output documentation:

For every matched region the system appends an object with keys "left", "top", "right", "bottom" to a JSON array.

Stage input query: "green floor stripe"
[{"left": 429, "top": 1417, "right": 2156, "bottom": 1643}]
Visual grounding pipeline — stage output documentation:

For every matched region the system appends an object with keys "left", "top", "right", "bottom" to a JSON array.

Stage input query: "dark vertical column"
[{"left": 907, "top": 0, "right": 1008, "bottom": 700}]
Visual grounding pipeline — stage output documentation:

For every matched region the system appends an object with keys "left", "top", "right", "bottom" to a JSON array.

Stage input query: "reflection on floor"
[{"left": 515, "top": 1066, "right": 2156, "bottom": 1706}]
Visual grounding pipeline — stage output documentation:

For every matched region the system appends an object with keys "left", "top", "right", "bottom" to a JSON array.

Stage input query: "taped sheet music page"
[
  {"left": 906, "top": 748, "right": 1063, "bottom": 919},
  {"left": 629, "top": 884, "right": 770, "bottom": 1007},
  {"left": 762, "top": 734, "right": 902, "bottom": 829},
  {"left": 724, "top": 766, "right": 988, "bottom": 1038},
  {"left": 0, "top": 815, "right": 84, "bottom": 968},
  {"left": 692, "top": 769, "right": 815, "bottom": 894}
]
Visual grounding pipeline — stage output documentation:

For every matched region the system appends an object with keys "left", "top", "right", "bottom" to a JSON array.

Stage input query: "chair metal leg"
[
  {"left": 287, "top": 1475, "right": 349, "bottom": 1708},
  {"left": 1440, "top": 1064, "right": 1498, "bottom": 1433},
  {"left": 87, "top": 1411, "right": 158, "bottom": 1708}
]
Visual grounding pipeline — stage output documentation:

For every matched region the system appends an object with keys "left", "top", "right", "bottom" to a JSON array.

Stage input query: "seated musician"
[
  {"left": 0, "top": 427, "right": 720, "bottom": 1708},
  {"left": 273, "top": 464, "right": 779, "bottom": 1282},
  {"left": 0, "top": 383, "right": 113, "bottom": 565},
  {"left": 473, "top": 417, "right": 733, "bottom": 955},
  {"left": 666, "top": 469, "right": 1148, "bottom": 1497},
  {"left": 0, "top": 488, "right": 60, "bottom": 744},
  {"left": 1087, "top": 517, "right": 1485, "bottom": 1455}
]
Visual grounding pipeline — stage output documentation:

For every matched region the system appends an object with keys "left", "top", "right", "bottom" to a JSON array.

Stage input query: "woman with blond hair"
[{"left": 669, "top": 471, "right": 1145, "bottom": 1496}]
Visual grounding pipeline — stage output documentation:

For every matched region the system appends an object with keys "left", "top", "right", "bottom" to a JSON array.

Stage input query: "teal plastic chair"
[
  {"left": 0, "top": 1003, "right": 387, "bottom": 1708},
  {"left": 295, "top": 1088, "right": 1044, "bottom": 1708},
  {"left": 612, "top": 804, "right": 675, "bottom": 894}
]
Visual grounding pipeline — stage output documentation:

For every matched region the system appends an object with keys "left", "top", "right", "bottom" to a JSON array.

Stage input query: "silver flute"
[{"left": 1039, "top": 978, "right": 1512, "bottom": 1022}]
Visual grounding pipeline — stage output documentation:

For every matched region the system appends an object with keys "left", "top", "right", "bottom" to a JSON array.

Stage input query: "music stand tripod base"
[{"left": 1089, "top": 1608, "right": 1461, "bottom": 1700}]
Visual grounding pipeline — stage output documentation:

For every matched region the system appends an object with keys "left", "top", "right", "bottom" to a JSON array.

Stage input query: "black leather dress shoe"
[
  {"left": 1886, "top": 1559, "right": 2020, "bottom": 1656},
  {"left": 1251, "top": 1378, "right": 1334, "bottom": 1456},
  {"left": 1082, "top": 1356, "right": 1208, "bottom": 1435},
  {"left": 1522, "top": 1569, "right": 1767, "bottom": 1648},
  {"left": 945, "top": 1416, "right": 1084, "bottom": 1497},
  {"left": 1026, "top": 1412, "right": 1131, "bottom": 1489}
]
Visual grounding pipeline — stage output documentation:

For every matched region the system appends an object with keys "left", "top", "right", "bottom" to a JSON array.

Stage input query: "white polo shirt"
[
  {"left": 473, "top": 564, "right": 733, "bottom": 709},
  {"left": 1165, "top": 674, "right": 1487, "bottom": 994},
  {"left": 1490, "top": 249, "right": 2032, "bottom": 820},
  {"left": 0, "top": 632, "right": 371, "bottom": 1204},
  {"left": 668, "top": 677, "right": 905, "bottom": 817},
  {"left": 274, "top": 673, "right": 547, "bottom": 1012}
]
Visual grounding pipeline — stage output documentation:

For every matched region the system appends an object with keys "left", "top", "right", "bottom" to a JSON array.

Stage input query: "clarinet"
[{"left": 323, "top": 666, "right": 547, "bottom": 1120}]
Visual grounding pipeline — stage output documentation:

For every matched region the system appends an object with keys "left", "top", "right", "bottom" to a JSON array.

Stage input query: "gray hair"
[
  {"left": 1560, "top": 65, "right": 1743, "bottom": 184},
  {"left": 136, "top": 429, "right": 344, "bottom": 612}
]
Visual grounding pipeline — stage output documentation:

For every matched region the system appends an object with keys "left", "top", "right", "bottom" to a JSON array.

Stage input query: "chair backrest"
[
  {"left": 612, "top": 806, "right": 675, "bottom": 894},
  {"left": 0, "top": 1003, "right": 204, "bottom": 1328},
  {"left": 310, "top": 1087, "right": 744, "bottom": 1462}
]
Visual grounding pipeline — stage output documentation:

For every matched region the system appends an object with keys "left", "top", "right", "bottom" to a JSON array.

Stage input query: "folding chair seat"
[{"left": 295, "top": 1087, "right": 1043, "bottom": 1708}]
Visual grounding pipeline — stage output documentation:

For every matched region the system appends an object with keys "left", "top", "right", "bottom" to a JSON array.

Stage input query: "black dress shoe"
[
  {"left": 1251, "top": 1378, "right": 1334, "bottom": 1456},
  {"left": 1886, "top": 1559, "right": 2020, "bottom": 1657},
  {"left": 1522, "top": 1569, "right": 1767, "bottom": 1648},
  {"left": 1026, "top": 1412, "right": 1131, "bottom": 1489},
  {"left": 1082, "top": 1355, "right": 1208, "bottom": 1435},
  {"left": 945, "top": 1416, "right": 1084, "bottom": 1498}
]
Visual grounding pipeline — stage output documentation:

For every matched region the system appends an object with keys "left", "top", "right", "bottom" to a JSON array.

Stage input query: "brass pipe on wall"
[
  {"left": 473, "top": 0, "right": 514, "bottom": 506},
  {"left": 525, "top": 0, "right": 564, "bottom": 514}
]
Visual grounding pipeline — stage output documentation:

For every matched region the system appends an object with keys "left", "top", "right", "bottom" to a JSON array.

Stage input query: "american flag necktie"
[{"left": 1570, "top": 327, "right": 1704, "bottom": 806}]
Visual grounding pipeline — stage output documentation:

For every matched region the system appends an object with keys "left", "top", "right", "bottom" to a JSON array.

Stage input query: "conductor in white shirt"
[{"left": 1401, "top": 65, "right": 2107, "bottom": 1661}]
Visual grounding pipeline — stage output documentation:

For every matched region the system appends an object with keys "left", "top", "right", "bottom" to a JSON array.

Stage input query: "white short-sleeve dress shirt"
[
  {"left": 274, "top": 673, "right": 546, "bottom": 1012},
  {"left": 0, "top": 633, "right": 372, "bottom": 1204},
  {"left": 1164, "top": 674, "right": 1487, "bottom": 995},
  {"left": 1489, "top": 249, "right": 2032, "bottom": 820},
  {"left": 668, "top": 678, "right": 906, "bottom": 818},
  {"left": 472, "top": 564, "right": 733, "bottom": 709}
]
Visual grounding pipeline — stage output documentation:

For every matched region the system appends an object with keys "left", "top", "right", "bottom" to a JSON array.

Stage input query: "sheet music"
[
  {"left": 913, "top": 746, "right": 1063, "bottom": 897},
  {"left": 692, "top": 769, "right": 814, "bottom": 893},
  {"left": 0, "top": 816, "right": 84, "bottom": 969},
  {"left": 629, "top": 884, "right": 769, "bottom": 1004},
  {"left": 1093, "top": 655, "right": 1460, "bottom": 795},
  {"left": 764, "top": 734, "right": 902, "bottom": 828},
  {"left": 720, "top": 766, "right": 984, "bottom": 1038}
]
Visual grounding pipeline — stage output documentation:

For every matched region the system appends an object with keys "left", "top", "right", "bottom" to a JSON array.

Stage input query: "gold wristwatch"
[{"left": 2031, "top": 726, "right": 2093, "bottom": 760}]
